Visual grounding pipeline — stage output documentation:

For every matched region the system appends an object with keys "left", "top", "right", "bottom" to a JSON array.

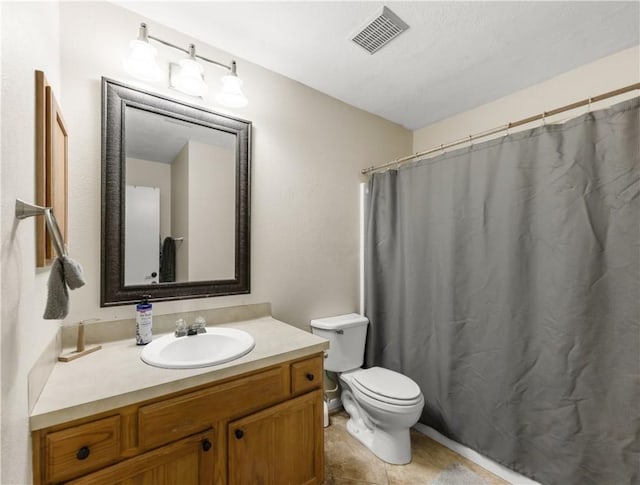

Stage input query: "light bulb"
[
  {"left": 171, "top": 58, "right": 208, "bottom": 97},
  {"left": 123, "top": 39, "right": 162, "bottom": 82},
  {"left": 216, "top": 74, "right": 248, "bottom": 108}
]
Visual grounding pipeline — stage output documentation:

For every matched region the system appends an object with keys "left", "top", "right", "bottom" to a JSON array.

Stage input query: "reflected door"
[{"left": 125, "top": 185, "right": 160, "bottom": 285}]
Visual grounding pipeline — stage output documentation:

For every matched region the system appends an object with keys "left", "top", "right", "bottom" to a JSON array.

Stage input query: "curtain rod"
[{"left": 362, "top": 82, "right": 640, "bottom": 175}]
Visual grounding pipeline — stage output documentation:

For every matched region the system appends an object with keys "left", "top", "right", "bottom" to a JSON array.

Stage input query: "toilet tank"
[{"left": 310, "top": 314, "right": 369, "bottom": 372}]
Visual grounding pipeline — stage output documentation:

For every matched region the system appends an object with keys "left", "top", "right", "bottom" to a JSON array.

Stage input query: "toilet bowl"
[
  {"left": 340, "top": 367, "right": 424, "bottom": 464},
  {"left": 310, "top": 314, "right": 425, "bottom": 465}
]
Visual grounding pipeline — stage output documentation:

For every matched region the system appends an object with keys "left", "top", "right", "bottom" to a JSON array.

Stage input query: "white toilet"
[{"left": 311, "top": 313, "right": 424, "bottom": 465}]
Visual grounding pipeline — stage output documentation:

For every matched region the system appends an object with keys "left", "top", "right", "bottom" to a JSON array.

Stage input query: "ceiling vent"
[{"left": 351, "top": 6, "right": 409, "bottom": 54}]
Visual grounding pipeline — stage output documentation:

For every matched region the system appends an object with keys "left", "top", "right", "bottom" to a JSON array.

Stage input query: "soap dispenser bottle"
[{"left": 136, "top": 295, "right": 153, "bottom": 345}]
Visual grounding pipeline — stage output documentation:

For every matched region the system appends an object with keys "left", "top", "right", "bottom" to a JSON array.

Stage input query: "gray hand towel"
[
  {"left": 159, "top": 237, "right": 176, "bottom": 283},
  {"left": 43, "top": 256, "right": 85, "bottom": 319},
  {"left": 62, "top": 255, "right": 85, "bottom": 289},
  {"left": 43, "top": 258, "right": 69, "bottom": 319}
]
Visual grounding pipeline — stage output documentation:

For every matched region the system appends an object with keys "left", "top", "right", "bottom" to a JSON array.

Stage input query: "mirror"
[{"left": 101, "top": 78, "right": 251, "bottom": 306}]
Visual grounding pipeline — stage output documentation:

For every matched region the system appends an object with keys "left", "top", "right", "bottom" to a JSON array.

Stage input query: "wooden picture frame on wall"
[{"left": 35, "top": 70, "right": 68, "bottom": 267}]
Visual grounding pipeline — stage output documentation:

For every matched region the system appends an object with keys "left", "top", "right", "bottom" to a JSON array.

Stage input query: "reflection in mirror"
[
  {"left": 101, "top": 78, "right": 251, "bottom": 306},
  {"left": 124, "top": 107, "right": 236, "bottom": 285}
]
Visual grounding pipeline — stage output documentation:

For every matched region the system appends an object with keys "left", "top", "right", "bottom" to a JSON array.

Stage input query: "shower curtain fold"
[{"left": 364, "top": 97, "right": 640, "bottom": 485}]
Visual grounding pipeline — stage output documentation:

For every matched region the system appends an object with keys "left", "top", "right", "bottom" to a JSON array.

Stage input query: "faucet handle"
[
  {"left": 193, "top": 316, "right": 207, "bottom": 334},
  {"left": 175, "top": 318, "right": 188, "bottom": 337}
]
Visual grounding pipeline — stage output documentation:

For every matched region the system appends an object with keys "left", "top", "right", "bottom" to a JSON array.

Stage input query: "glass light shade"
[
  {"left": 216, "top": 74, "right": 248, "bottom": 108},
  {"left": 171, "top": 58, "right": 208, "bottom": 97},
  {"left": 123, "top": 39, "right": 162, "bottom": 82}
]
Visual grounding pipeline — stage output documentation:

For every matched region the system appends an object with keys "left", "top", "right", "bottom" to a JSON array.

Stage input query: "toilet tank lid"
[{"left": 310, "top": 313, "right": 369, "bottom": 330}]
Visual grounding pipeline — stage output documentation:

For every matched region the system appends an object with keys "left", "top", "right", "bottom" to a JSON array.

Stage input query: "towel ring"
[{"left": 44, "top": 209, "right": 67, "bottom": 258}]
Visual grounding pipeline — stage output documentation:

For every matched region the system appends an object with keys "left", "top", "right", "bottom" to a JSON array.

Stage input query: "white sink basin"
[{"left": 141, "top": 327, "right": 255, "bottom": 369}]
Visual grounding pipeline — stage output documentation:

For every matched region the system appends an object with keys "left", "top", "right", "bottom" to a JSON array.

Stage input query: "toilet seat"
[{"left": 348, "top": 367, "right": 423, "bottom": 406}]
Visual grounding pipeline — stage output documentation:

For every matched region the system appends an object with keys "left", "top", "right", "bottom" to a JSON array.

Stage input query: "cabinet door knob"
[
  {"left": 76, "top": 446, "right": 90, "bottom": 460},
  {"left": 306, "top": 373, "right": 315, "bottom": 381},
  {"left": 202, "top": 439, "right": 212, "bottom": 452},
  {"left": 234, "top": 429, "right": 244, "bottom": 440}
]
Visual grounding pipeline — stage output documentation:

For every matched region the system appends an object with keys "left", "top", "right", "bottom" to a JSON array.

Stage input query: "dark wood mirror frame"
[{"left": 101, "top": 77, "right": 251, "bottom": 306}]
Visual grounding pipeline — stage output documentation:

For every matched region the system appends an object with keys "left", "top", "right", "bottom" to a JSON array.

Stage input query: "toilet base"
[{"left": 345, "top": 416, "right": 412, "bottom": 465}]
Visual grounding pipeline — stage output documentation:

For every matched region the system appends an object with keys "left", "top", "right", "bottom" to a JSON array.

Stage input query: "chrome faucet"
[{"left": 175, "top": 316, "right": 207, "bottom": 337}]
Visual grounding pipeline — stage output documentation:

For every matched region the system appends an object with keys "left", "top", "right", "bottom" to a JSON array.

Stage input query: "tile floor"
[{"left": 324, "top": 411, "right": 509, "bottom": 485}]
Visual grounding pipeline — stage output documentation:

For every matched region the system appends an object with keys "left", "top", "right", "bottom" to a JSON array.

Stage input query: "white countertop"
[{"left": 30, "top": 316, "right": 328, "bottom": 430}]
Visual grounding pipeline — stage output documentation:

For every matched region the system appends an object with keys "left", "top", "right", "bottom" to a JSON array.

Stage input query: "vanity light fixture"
[
  {"left": 123, "top": 23, "right": 162, "bottom": 82},
  {"left": 217, "top": 61, "right": 248, "bottom": 108},
  {"left": 170, "top": 44, "right": 208, "bottom": 97},
  {"left": 124, "top": 22, "right": 248, "bottom": 108}
]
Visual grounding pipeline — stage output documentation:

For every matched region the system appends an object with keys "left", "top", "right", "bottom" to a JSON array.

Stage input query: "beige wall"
[
  {"left": 413, "top": 46, "right": 640, "bottom": 153},
  {"left": 1, "top": 3, "right": 61, "bottom": 483}
]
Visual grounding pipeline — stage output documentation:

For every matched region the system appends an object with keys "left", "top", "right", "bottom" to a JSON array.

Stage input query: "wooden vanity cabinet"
[
  {"left": 32, "top": 354, "right": 325, "bottom": 485},
  {"left": 228, "top": 390, "right": 323, "bottom": 485}
]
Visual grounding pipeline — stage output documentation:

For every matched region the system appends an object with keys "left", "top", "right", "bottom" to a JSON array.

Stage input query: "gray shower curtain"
[{"left": 364, "top": 98, "right": 639, "bottom": 485}]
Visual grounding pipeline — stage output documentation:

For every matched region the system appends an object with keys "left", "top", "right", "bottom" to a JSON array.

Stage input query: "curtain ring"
[
  {"left": 588, "top": 97, "right": 592, "bottom": 112},
  {"left": 468, "top": 134, "right": 473, "bottom": 146},
  {"left": 542, "top": 111, "right": 547, "bottom": 126},
  {"left": 440, "top": 144, "right": 445, "bottom": 153},
  {"left": 505, "top": 122, "right": 511, "bottom": 137}
]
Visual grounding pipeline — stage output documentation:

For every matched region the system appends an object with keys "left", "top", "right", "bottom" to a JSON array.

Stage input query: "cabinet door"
[
  {"left": 228, "top": 389, "right": 323, "bottom": 485},
  {"left": 66, "top": 429, "right": 215, "bottom": 485}
]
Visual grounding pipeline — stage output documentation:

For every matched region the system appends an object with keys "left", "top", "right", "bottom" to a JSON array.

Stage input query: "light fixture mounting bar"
[
  {"left": 192, "top": 52, "right": 231, "bottom": 71},
  {"left": 146, "top": 32, "right": 231, "bottom": 71}
]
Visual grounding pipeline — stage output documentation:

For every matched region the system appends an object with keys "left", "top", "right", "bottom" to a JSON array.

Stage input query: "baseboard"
[{"left": 412, "top": 423, "right": 541, "bottom": 485}]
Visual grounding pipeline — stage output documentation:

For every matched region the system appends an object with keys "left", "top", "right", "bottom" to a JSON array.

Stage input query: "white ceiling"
[{"left": 114, "top": 1, "right": 639, "bottom": 130}]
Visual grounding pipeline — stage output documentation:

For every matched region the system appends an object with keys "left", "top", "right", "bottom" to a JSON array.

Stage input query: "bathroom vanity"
[{"left": 30, "top": 314, "right": 328, "bottom": 485}]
